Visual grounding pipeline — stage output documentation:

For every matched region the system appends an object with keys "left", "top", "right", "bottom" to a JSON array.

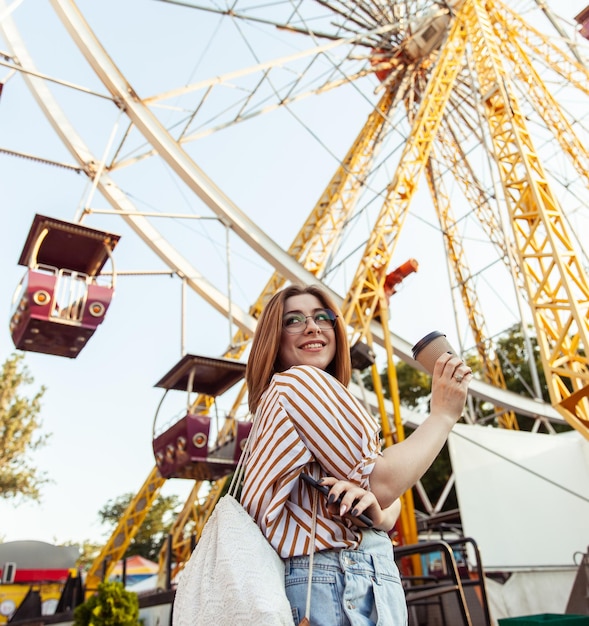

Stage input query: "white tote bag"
[
  {"left": 172, "top": 494, "right": 293, "bottom": 625},
  {"left": 172, "top": 413, "right": 294, "bottom": 626}
]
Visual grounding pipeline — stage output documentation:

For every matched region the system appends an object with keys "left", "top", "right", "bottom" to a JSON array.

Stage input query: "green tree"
[
  {"left": 461, "top": 324, "right": 567, "bottom": 431},
  {"left": 98, "top": 493, "right": 181, "bottom": 562},
  {"left": 71, "top": 540, "right": 104, "bottom": 573},
  {"left": 73, "top": 581, "right": 140, "bottom": 626},
  {"left": 494, "top": 324, "right": 547, "bottom": 401},
  {"left": 0, "top": 352, "right": 49, "bottom": 501}
]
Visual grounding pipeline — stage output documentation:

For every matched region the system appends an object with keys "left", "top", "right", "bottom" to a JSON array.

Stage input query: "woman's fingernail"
[
  {"left": 351, "top": 508, "right": 358, "bottom": 517},
  {"left": 340, "top": 505, "right": 348, "bottom": 516},
  {"left": 328, "top": 494, "right": 335, "bottom": 504}
]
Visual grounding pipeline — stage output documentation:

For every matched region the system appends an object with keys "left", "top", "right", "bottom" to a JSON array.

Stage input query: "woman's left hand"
[{"left": 318, "top": 477, "right": 399, "bottom": 531}]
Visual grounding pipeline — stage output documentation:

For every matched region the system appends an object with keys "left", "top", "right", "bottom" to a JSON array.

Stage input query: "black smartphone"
[{"left": 300, "top": 473, "right": 373, "bottom": 527}]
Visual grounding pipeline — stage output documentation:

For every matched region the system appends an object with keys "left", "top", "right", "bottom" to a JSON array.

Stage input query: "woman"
[{"left": 241, "top": 284, "right": 471, "bottom": 625}]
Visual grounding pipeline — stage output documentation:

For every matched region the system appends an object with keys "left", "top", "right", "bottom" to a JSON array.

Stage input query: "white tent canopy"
[{"left": 448, "top": 425, "right": 589, "bottom": 571}]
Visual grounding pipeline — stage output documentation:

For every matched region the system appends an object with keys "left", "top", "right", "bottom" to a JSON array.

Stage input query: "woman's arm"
[{"left": 370, "top": 352, "right": 471, "bottom": 508}]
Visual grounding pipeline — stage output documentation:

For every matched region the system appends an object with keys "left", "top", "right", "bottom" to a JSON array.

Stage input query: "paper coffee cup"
[{"left": 412, "top": 331, "right": 456, "bottom": 375}]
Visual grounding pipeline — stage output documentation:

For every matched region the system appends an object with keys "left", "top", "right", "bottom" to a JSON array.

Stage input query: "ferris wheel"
[{"left": 1, "top": 0, "right": 589, "bottom": 591}]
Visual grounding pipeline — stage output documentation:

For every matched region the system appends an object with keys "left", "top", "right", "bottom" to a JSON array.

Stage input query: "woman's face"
[{"left": 278, "top": 293, "right": 337, "bottom": 372}]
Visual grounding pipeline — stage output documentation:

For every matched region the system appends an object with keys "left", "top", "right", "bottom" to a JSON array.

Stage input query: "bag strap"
[
  {"left": 228, "top": 415, "right": 259, "bottom": 497},
  {"left": 300, "top": 489, "right": 318, "bottom": 625},
  {"left": 298, "top": 462, "right": 321, "bottom": 626}
]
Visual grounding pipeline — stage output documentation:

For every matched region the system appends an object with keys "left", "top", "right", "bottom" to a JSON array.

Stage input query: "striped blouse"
[{"left": 241, "top": 364, "right": 382, "bottom": 558}]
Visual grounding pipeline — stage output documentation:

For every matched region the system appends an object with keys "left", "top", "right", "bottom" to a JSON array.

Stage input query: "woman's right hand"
[{"left": 429, "top": 352, "right": 472, "bottom": 426}]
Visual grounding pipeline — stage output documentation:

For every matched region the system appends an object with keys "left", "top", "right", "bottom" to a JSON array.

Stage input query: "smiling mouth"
[{"left": 300, "top": 342, "right": 325, "bottom": 350}]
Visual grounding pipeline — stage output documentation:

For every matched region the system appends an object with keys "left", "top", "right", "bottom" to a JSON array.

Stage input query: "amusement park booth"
[{"left": 0, "top": 541, "right": 79, "bottom": 624}]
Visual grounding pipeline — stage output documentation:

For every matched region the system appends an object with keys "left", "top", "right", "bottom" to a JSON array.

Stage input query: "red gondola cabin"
[
  {"left": 152, "top": 354, "right": 251, "bottom": 482},
  {"left": 9, "top": 214, "right": 120, "bottom": 358}
]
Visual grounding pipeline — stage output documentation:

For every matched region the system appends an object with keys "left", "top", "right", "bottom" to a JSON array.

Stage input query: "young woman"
[{"left": 241, "top": 284, "right": 472, "bottom": 625}]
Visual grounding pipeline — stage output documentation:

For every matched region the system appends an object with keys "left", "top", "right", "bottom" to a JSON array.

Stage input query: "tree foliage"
[
  {"left": 73, "top": 581, "right": 140, "bottom": 626},
  {"left": 494, "top": 324, "right": 547, "bottom": 400},
  {"left": 462, "top": 324, "right": 566, "bottom": 431},
  {"left": 0, "top": 352, "right": 49, "bottom": 501},
  {"left": 98, "top": 492, "right": 181, "bottom": 562},
  {"left": 72, "top": 540, "right": 104, "bottom": 573}
]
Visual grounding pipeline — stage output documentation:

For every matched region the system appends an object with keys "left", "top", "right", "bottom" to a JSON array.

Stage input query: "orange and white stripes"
[{"left": 241, "top": 365, "right": 381, "bottom": 558}]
